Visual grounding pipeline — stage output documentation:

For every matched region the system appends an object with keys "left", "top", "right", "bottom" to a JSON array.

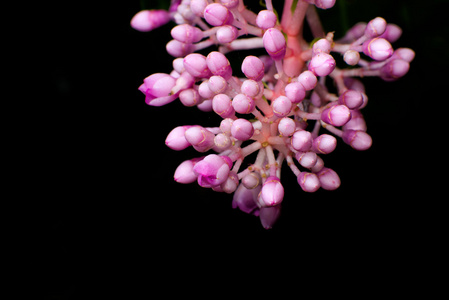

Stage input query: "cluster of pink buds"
[{"left": 132, "top": 0, "right": 414, "bottom": 229}]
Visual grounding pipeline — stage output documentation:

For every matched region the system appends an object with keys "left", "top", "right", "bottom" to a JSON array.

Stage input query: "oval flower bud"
[
  {"left": 165, "top": 125, "right": 192, "bottom": 150},
  {"left": 308, "top": 53, "right": 336, "bottom": 76},
  {"left": 263, "top": 28, "right": 286, "bottom": 60},
  {"left": 297, "top": 172, "right": 321, "bottom": 192},
  {"left": 312, "top": 134, "right": 337, "bottom": 154},
  {"left": 338, "top": 90, "right": 363, "bottom": 109},
  {"left": 232, "top": 93, "right": 255, "bottom": 114},
  {"left": 260, "top": 176, "right": 284, "bottom": 207},
  {"left": 216, "top": 25, "right": 239, "bottom": 43},
  {"left": 171, "top": 24, "right": 203, "bottom": 44},
  {"left": 240, "top": 79, "right": 260, "bottom": 98},
  {"left": 278, "top": 117, "right": 296, "bottom": 137},
  {"left": 272, "top": 96, "right": 292, "bottom": 117},
  {"left": 256, "top": 10, "right": 277, "bottom": 30},
  {"left": 131, "top": 10, "right": 171, "bottom": 32},
  {"left": 362, "top": 38, "right": 393, "bottom": 61},
  {"left": 174, "top": 158, "right": 202, "bottom": 184},
  {"left": 291, "top": 130, "right": 313, "bottom": 152},
  {"left": 316, "top": 167, "right": 340, "bottom": 190},
  {"left": 231, "top": 118, "right": 254, "bottom": 141},
  {"left": 259, "top": 205, "right": 281, "bottom": 229},
  {"left": 297, "top": 70, "right": 317, "bottom": 90},
  {"left": 184, "top": 126, "right": 215, "bottom": 152},
  {"left": 321, "top": 105, "right": 352, "bottom": 127},
  {"left": 285, "top": 82, "right": 306, "bottom": 103},
  {"left": 212, "top": 93, "right": 234, "bottom": 117},
  {"left": 364, "top": 17, "right": 387, "bottom": 38},
  {"left": 204, "top": 3, "right": 234, "bottom": 26},
  {"left": 241, "top": 56, "right": 265, "bottom": 81},
  {"left": 183, "top": 53, "right": 212, "bottom": 78},
  {"left": 206, "top": 51, "right": 232, "bottom": 80},
  {"left": 342, "top": 130, "right": 372, "bottom": 151},
  {"left": 379, "top": 59, "right": 410, "bottom": 81}
]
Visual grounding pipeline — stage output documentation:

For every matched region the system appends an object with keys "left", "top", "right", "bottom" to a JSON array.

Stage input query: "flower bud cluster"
[{"left": 132, "top": 0, "right": 414, "bottom": 229}]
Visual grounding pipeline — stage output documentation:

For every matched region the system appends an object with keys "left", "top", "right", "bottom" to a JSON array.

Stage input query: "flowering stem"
[{"left": 305, "top": 5, "right": 325, "bottom": 38}]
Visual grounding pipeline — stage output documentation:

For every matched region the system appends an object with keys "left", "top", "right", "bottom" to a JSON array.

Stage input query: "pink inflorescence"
[{"left": 132, "top": 0, "right": 414, "bottom": 229}]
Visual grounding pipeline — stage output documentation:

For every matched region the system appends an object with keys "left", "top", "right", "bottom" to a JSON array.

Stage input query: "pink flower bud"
[
  {"left": 190, "top": 0, "right": 208, "bottom": 17},
  {"left": 365, "top": 17, "right": 387, "bottom": 38},
  {"left": 179, "top": 88, "right": 201, "bottom": 107},
  {"left": 220, "top": 118, "right": 234, "bottom": 135},
  {"left": 278, "top": 117, "right": 296, "bottom": 137},
  {"left": 183, "top": 53, "right": 212, "bottom": 78},
  {"left": 232, "top": 93, "right": 256, "bottom": 114},
  {"left": 272, "top": 96, "right": 292, "bottom": 117},
  {"left": 197, "top": 99, "right": 213, "bottom": 112},
  {"left": 242, "top": 172, "right": 261, "bottom": 190},
  {"left": 312, "top": 134, "right": 337, "bottom": 154},
  {"left": 263, "top": 28, "right": 286, "bottom": 60},
  {"left": 308, "top": 53, "right": 336, "bottom": 76},
  {"left": 216, "top": 25, "right": 239, "bottom": 43},
  {"left": 295, "top": 151, "right": 318, "bottom": 169},
  {"left": 342, "top": 109, "right": 367, "bottom": 132},
  {"left": 285, "top": 81, "right": 306, "bottom": 103},
  {"left": 174, "top": 157, "right": 203, "bottom": 184},
  {"left": 166, "top": 40, "right": 194, "bottom": 57},
  {"left": 343, "top": 50, "right": 360, "bottom": 66},
  {"left": 312, "top": 38, "right": 331, "bottom": 55},
  {"left": 165, "top": 125, "right": 192, "bottom": 150},
  {"left": 392, "top": 48, "right": 415, "bottom": 63},
  {"left": 260, "top": 176, "right": 284, "bottom": 207},
  {"left": 316, "top": 167, "right": 340, "bottom": 190},
  {"left": 311, "top": 156, "right": 324, "bottom": 173},
  {"left": 321, "top": 105, "right": 352, "bottom": 127},
  {"left": 208, "top": 75, "right": 227, "bottom": 94},
  {"left": 198, "top": 80, "right": 215, "bottom": 99},
  {"left": 342, "top": 130, "right": 372, "bottom": 151},
  {"left": 380, "top": 59, "right": 410, "bottom": 81},
  {"left": 291, "top": 130, "right": 313, "bottom": 152},
  {"left": 297, "top": 70, "right": 317, "bottom": 90},
  {"left": 221, "top": 171, "right": 239, "bottom": 194},
  {"left": 362, "top": 38, "right": 393, "bottom": 61},
  {"left": 379, "top": 24, "right": 402, "bottom": 43},
  {"left": 141, "top": 73, "right": 176, "bottom": 98},
  {"left": 131, "top": 10, "right": 171, "bottom": 32},
  {"left": 241, "top": 79, "right": 260, "bottom": 98},
  {"left": 259, "top": 205, "right": 281, "bottom": 229},
  {"left": 212, "top": 93, "right": 234, "bottom": 118},
  {"left": 193, "top": 154, "right": 232, "bottom": 188},
  {"left": 231, "top": 118, "right": 254, "bottom": 141},
  {"left": 214, "top": 133, "right": 232, "bottom": 150},
  {"left": 256, "top": 10, "right": 277, "bottom": 30},
  {"left": 171, "top": 24, "right": 203, "bottom": 44},
  {"left": 338, "top": 90, "right": 363, "bottom": 109},
  {"left": 297, "top": 172, "right": 321, "bottom": 192},
  {"left": 204, "top": 3, "right": 234, "bottom": 26},
  {"left": 184, "top": 126, "right": 215, "bottom": 152},
  {"left": 206, "top": 51, "right": 232, "bottom": 80},
  {"left": 232, "top": 183, "right": 261, "bottom": 215},
  {"left": 241, "top": 56, "right": 265, "bottom": 81}
]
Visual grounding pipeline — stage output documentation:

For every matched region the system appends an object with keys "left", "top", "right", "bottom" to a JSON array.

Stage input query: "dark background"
[{"left": 34, "top": 0, "right": 444, "bottom": 298}]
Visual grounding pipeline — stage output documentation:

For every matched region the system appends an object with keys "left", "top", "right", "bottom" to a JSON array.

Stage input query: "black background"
[{"left": 33, "top": 0, "right": 445, "bottom": 298}]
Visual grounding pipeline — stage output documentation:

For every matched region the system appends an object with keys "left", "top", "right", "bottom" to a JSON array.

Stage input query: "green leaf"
[{"left": 291, "top": 0, "right": 299, "bottom": 14}]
